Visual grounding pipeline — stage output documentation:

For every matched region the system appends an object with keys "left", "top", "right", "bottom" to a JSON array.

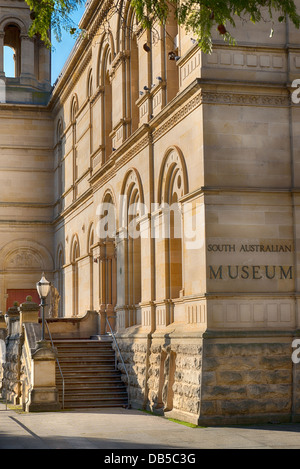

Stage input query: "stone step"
[
  {"left": 60, "top": 388, "right": 127, "bottom": 394},
  {"left": 53, "top": 336, "right": 128, "bottom": 409},
  {"left": 61, "top": 401, "right": 128, "bottom": 409}
]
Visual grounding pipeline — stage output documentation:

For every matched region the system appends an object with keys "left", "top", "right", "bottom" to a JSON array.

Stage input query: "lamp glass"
[{"left": 36, "top": 273, "right": 51, "bottom": 299}]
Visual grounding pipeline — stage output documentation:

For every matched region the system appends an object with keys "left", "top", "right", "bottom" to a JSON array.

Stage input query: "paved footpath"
[{"left": 1, "top": 402, "right": 300, "bottom": 452}]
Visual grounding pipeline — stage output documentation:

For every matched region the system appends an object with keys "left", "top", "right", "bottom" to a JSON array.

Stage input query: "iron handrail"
[
  {"left": 105, "top": 316, "right": 130, "bottom": 408},
  {"left": 45, "top": 320, "right": 65, "bottom": 409}
]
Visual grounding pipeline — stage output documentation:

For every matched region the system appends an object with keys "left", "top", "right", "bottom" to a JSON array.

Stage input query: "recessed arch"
[
  {"left": 70, "top": 233, "right": 80, "bottom": 263},
  {"left": 0, "top": 16, "right": 27, "bottom": 35},
  {"left": 157, "top": 147, "right": 187, "bottom": 302},
  {"left": 157, "top": 146, "right": 188, "bottom": 205},
  {"left": 96, "top": 31, "right": 115, "bottom": 88},
  {"left": 56, "top": 118, "right": 63, "bottom": 144},
  {"left": 3, "top": 23, "right": 21, "bottom": 77},
  {"left": 70, "top": 94, "right": 79, "bottom": 123},
  {"left": 70, "top": 234, "right": 80, "bottom": 316},
  {"left": 0, "top": 238, "right": 54, "bottom": 272},
  {"left": 87, "top": 222, "right": 95, "bottom": 254},
  {"left": 56, "top": 243, "right": 64, "bottom": 270},
  {"left": 56, "top": 243, "right": 65, "bottom": 317},
  {"left": 87, "top": 68, "right": 93, "bottom": 98}
]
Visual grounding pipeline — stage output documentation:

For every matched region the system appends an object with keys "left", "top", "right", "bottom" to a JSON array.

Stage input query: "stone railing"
[
  {"left": 0, "top": 313, "right": 7, "bottom": 395},
  {"left": 1, "top": 297, "right": 60, "bottom": 412}
]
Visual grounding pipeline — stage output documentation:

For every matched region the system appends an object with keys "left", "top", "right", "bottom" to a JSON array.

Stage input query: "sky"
[
  {"left": 51, "top": 4, "right": 87, "bottom": 84},
  {"left": 3, "top": 4, "right": 87, "bottom": 85}
]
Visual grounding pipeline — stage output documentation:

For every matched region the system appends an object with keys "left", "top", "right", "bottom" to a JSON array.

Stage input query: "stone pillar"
[
  {"left": 99, "top": 241, "right": 107, "bottom": 334},
  {"left": 106, "top": 239, "right": 116, "bottom": 331},
  {"left": 3, "top": 303, "right": 21, "bottom": 404},
  {"left": 38, "top": 39, "right": 51, "bottom": 85},
  {"left": 115, "top": 229, "right": 127, "bottom": 331},
  {"left": 0, "top": 32, "right": 5, "bottom": 76},
  {"left": 5, "top": 302, "right": 20, "bottom": 336},
  {"left": 19, "top": 296, "right": 40, "bottom": 329},
  {"left": 139, "top": 213, "right": 155, "bottom": 331},
  {"left": 24, "top": 335, "right": 61, "bottom": 412},
  {"left": 0, "top": 312, "right": 7, "bottom": 394},
  {"left": 20, "top": 35, "right": 35, "bottom": 79}
]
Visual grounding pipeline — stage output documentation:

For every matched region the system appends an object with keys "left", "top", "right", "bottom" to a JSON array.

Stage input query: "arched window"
[
  {"left": 164, "top": 5, "right": 179, "bottom": 102},
  {"left": 4, "top": 24, "right": 21, "bottom": 77},
  {"left": 87, "top": 69, "right": 93, "bottom": 98},
  {"left": 87, "top": 223, "right": 94, "bottom": 311},
  {"left": 97, "top": 191, "right": 117, "bottom": 331},
  {"left": 103, "top": 62, "right": 112, "bottom": 159},
  {"left": 158, "top": 147, "right": 188, "bottom": 304},
  {"left": 98, "top": 36, "right": 113, "bottom": 162},
  {"left": 4, "top": 46, "right": 15, "bottom": 77},
  {"left": 120, "top": 169, "right": 144, "bottom": 327},
  {"left": 71, "top": 236, "right": 80, "bottom": 316},
  {"left": 123, "top": 7, "right": 139, "bottom": 135},
  {"left": 56, "top": 120, "right": 64, "bottom": 203},
  {"left": 57, "top": 246, "right": 64, "bottom": 317},
  {"left": 129, "top": 33, "right": 139, "bottom": 134},
  {"left": 70, "top": 96, "right": 78, "bottom": 193}
]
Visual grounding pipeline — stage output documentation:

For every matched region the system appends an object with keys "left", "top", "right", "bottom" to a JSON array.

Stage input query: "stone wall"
[
  {"left": 114, "top": 332, "right": 149, "bottom": 408},
  {"left": 0, "top": 328, "right": 7, "bottom": 395},
  {"left": 2, "top": 317, "right": 22, "bottom": 404},
  {"left": 116, "top": 329, "right": 203, "bottom": 424},
  {"left": 199, "top": 336, "right": 295, "bottom": 425},
  {"left": 147, "top": 338, "right": 202, "bottom": 422},
  {"left": 116, "top": 329, "right": 300, "bottom": 425}
]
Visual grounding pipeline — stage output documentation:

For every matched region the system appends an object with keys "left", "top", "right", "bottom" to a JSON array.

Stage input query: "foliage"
[
  {"left": 25, "top": 0, "right": 85, "bottom": 47},
  {"left": 24, "top": 0, "right": 300, "bottom": 52},
  {"left": 131, "top": 0, "right": 300, "bottom": 53}
]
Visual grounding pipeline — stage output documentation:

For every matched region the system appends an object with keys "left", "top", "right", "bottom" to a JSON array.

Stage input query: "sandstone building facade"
[{"left": 0, "top": 0, "right": 300, "bottom": 424}]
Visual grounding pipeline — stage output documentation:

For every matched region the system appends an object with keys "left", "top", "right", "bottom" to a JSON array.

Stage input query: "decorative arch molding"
[
  {"left": 70, "top": 93, "right": 79, "bottom": 122},
  {"left": 87, "top": 68, "right": 93, "bottom": 98},
  {"left": 0, "top": 239, "right": 54, "bottom": 272},
  {"left": 117, "top": 0, "right": 138, "bottom": 52},
  {"left": 87, "top": 222, "right": 95, "bottom": 253},
  {"left": 0, "top": 16, "right": 28, "bottom": 35},
  {"left": 121, "top": 168, "right": 145, "bottom": 204},
  {"left": 56, "top": 118, "right": 64, "bottom": 143},
  {"left": 102, "top": 185, "right": 117, "bottom": 206},
  {"left": 56, "top": 243, "right": 65, "bottom": 270},
  {"left": 157, "top": 146, "right": 188, "bottom": 205},
  {"left": 70, "top": 234, "right": 80, "bottom": 263},
  {"left": 96, "top": 31, "right": 115, "bottom": 87},
  {"left": 120, "top": 168, "right": 145, "bottom": 227}
]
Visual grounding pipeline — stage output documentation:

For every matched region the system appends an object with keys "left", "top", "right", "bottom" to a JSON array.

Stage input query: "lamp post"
[{"left": 36, "top": 273, "right": 51, "bottom": 341}]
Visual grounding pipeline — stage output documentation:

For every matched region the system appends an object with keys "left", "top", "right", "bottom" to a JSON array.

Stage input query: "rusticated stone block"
[
  {"left": 217, "top": 370, "right": 244, "bottom": 385},
  {"left": 247, "top": 384, "right": 291, "bottom": 399},
  {"left": 219, "top": 398, "right": 291, "bottom": 415},
  {"left": 202, "top": 385, "right": 247, "bottom": 401},
  {"left": 259, "top": 356, "right": 291, "bottom": 370}
]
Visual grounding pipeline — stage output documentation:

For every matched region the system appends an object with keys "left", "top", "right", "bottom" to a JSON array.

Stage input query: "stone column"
[
  {"left": 20, "top": 35, "right": 35, "bottom": 79},
  {"left": 38, "top": 39, "right": 51, "bottom": 85},
  {"left": 0, "top": 32, "right": 5, "bottom": 77},
  {"left": 99, "top": 241, "right": 107, "bottom": 334},
  {"left": 139, "top": 213, "right": 155, "bottom": 331},
  {"left": 115, "top": 228, "right": 127, "bottom": 331}
]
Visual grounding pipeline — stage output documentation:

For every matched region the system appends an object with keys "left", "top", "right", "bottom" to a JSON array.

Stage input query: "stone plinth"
[{"left": 19, "top": 297, "right": 40, "bottom": 328}]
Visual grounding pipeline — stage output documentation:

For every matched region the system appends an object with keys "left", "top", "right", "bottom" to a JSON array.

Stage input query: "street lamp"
[{"left": 36, "top": 273, "right": 51, "bottom": 341}]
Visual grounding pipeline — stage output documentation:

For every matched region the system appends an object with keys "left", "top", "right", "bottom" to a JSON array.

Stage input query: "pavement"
[{"left": 1, "top": 401, "right": 300, "bottom": 452}]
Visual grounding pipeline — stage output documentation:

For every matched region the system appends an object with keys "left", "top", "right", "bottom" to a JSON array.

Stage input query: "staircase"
[{"left": 53, "top": 338, "right": 128, "bottom": 409}]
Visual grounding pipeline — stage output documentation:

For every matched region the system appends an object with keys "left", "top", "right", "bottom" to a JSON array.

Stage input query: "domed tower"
[{"left": 0, "top": 0, "right": 51, "bottom": 104}]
